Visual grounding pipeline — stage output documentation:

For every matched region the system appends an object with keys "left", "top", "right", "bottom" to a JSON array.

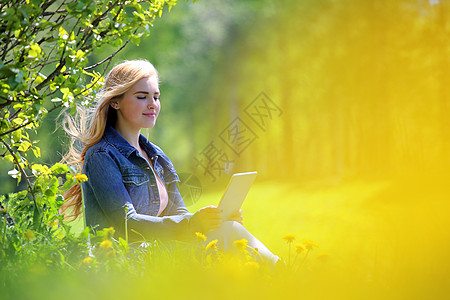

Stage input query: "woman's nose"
[{"left": 147, "top": 98, "right": 156, "bottom": 109}]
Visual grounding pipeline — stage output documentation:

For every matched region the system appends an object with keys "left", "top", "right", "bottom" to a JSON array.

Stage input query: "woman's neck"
[{"left": 114, "top": 125, "right": 141, "bottom": 150}]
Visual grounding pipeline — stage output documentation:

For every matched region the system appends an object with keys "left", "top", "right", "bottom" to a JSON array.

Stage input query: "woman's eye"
[
  {"left": 137, "top": 96, "right": 146, "bottom": 100},
  {"left": 153, "top": 95, "right": 160, "bottom": 101}
]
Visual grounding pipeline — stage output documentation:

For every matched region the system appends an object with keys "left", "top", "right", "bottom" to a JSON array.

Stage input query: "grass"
[
  {"left": 190, "top": 178, "right": 389, "bottom": 262},
  {"left": 58, "top": 175, "right": 450, "bottom": 299},
  {"left": 189, "top": 176, "right": 450, "bottom": 298}
]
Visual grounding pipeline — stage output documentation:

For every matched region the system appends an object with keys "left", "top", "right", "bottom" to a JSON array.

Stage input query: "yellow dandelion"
[
  {"left": 25, "top": 229, "right": 35, "bottom": 240},
  {"left": 82, "top": 257, "right": 93, "bottom": 264},
  {"left": 233, "top": 238, "right": 248, "bottom": 252},
  {"left": 295, "top": 243, "right": 307, "bottom": 254},
  {"left": 100, "top": 240, "right": 112, "bottom": 249},
  {"left": 47, "top": 220, "right": 59, "bottom": 227},
  {"left": 205, "top": 239, "right": 218, "bottom": 251},
  {"left": 282, "top": 234, "right": 296, "bottom": 243},
  {"left": 316, "top": 253, "right": 330, "bottom": 262},
  {"left": 195, "top": 232, "right": 207, "bottom": 242},
  {"left": 75, "top": 173, "right": 88, "bottom": 183},
  {"left": 105, "top": 227, "right": 115, "bottom": 239},
  {"left": 303, "top": 239, "right": 319, "bottom": 250}
]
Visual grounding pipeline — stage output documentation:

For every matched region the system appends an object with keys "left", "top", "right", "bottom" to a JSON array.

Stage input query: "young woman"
[{"left": 62, "top": 60, "right": 280, "bottom": 268}]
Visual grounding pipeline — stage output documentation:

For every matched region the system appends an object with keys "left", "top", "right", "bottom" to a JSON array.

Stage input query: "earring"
[{"left": 111, "top": 102, "right": 119, "bottom": 110}]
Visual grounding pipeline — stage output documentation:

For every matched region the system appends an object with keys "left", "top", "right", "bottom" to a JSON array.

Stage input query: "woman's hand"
[
  {"left": 228, "top": 209, "right": 243, "bottom": 225},
  {"left": 189, "top": 205, "right": 223, "bottom": 234}
]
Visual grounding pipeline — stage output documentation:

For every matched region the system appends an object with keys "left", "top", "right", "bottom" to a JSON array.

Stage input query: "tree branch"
[
  {"left": 40, "top": 0, "right": 58, "bottom": 13},
  {"left": 35, "top": 58, "right": 64, "bottom": 91},
  {"left": 0, "top": 138, "right": 38, "bottom": 208},
  {"left": 42, "top": 9, "right": 67, "bottom": 17},
  {"left": 0, "top": 122, "right": 31, "bottom": 138},
  {"left": 0, "top": 101, "right": 64, "bottom": 139},
  {"left": 84, "top": 39, "right": 130, "bottom": 71}
]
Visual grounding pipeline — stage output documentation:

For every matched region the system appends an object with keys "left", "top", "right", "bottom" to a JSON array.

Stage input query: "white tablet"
[{"left": 217, "top": 171, "right": 258, "bottom": 220}]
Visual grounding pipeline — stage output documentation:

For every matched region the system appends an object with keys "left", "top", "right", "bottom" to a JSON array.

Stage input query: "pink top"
[
  {"left": 140, "top": 148, "right": 168, "bottom": 217},
  {"left": 150, "top": 162, "right": 168, "bottom": 217}
]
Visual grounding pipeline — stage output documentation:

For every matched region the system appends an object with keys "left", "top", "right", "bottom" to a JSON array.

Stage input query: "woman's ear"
[{"left": 111, "top": 102, "right": 120, "bottom": 110}]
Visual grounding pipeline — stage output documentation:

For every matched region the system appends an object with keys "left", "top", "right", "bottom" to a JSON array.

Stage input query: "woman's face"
[{"left": 115, "top": 75, "right": 160, "bottom": 134}]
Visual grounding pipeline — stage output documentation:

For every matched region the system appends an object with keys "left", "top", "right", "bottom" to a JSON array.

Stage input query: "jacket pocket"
[{"left": 120, "top": 166, "right": 149, "bottom": 186}]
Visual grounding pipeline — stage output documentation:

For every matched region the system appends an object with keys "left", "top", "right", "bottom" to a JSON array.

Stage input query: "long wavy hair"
[{"left": 60, "top": 59, "right": 158, "bottom": 219}]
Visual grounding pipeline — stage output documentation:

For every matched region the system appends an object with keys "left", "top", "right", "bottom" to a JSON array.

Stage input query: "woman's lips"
[{"left": 143, "top": 112, "right": 156, "bottom": 117}]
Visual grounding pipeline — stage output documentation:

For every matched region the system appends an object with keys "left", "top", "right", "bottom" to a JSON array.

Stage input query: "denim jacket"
[{"left": 82, "top": 126, "right": 193, "bottom": 241}]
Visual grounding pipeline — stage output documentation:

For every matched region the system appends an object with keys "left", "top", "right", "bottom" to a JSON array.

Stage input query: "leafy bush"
[{"left": 0, "top": 0, "right": 178, "bottom": 287}]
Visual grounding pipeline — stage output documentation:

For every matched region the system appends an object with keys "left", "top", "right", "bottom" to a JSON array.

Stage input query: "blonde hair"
[{"left": 61, "top": 59, "right": 158, "bottom": 219}]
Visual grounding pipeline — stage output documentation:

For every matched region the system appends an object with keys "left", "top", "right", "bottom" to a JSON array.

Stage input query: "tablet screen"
[{"left": 217, "top": 171, "right": 257, "bottom": 220}]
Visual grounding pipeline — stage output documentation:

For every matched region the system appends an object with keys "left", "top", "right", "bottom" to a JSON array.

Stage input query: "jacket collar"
[{"left": 103, "top": 125, "right": 163, "bottom": 159}]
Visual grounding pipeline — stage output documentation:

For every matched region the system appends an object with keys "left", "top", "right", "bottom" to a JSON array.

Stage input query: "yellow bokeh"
[{"left": 187, "top": 0, "right": 450, "bottom": 298}]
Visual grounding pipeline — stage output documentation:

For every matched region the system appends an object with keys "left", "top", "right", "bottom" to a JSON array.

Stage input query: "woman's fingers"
[
  {"left": 190, "top": 205, "right": 224, "bottom": 233},
  {"left": 206, "top": 219, "right": 222, "bottom": 230},
  {"left": 227, "top": 209, "right": 243, "bottom": 224},
  {"left": 200, "top": 205, "right": 222, "bottom": 214},
  {"left": 204, "top": 212, "right": 223, "bottom": 229}
]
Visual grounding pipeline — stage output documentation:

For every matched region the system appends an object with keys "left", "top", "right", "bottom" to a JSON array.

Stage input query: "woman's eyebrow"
[{"left": 133, "top": 91, "right": 149, "bottom": 94}]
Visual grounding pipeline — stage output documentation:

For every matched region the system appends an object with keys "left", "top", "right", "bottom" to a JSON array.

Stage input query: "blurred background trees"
[
  {"left": 137, "top": 0, "right": 449, "bottom": 188},
  {"left": 1, "top": 0, "right": 449, "bottom": 194}
]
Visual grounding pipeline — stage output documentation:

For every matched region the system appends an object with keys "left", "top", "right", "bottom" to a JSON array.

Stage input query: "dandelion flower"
[
  {"left": 233, "top": 238, "right": 248, "bottom": 252},
  {"left": 105, "top": 227, "right": 115, "bottom": 239},
  {"left": 282, "top": 234, "right": 296, "bottom": 243},
  {"left": 205, "top": 239, "right": 218, "bottom": 251},
  {"left": 195, "top": 232, "right": 207, "bottom": 242},
  {"left": 303, "top": 239, "right": 319, "bottom": 250},
  {"left": 25, "top": 229, "right": 35, "bottom": 240},
  {"left": 100, "top": 240, "right": 112, "bottom": 249},
  {"left": 75, "top": 173, "right": 88, "bottom": 183},
  {"left": 82, "top": 257, "right": 93, "bottom": 264},
  {"left": 47, "top": 220, "right": 59, "bottom": 227},
  {"left": 295, "top": 243, "right": 307, "bottom": 254}
]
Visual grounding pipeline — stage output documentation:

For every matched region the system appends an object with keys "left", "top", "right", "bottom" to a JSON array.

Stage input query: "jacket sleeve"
[
  {"left": 83, "top": 150, "right": 193, "bottom": 242},
  {"left": 166, "top": 182, "right": 194, "bottom": 216}
]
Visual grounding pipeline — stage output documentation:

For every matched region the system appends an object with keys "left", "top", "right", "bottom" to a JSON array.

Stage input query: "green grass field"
[
  {"left": 188, "top": 176, "right": 450, "bottom": 298},
  {"left": 57, "top": 176, "right": 449, "bottom": 299}
]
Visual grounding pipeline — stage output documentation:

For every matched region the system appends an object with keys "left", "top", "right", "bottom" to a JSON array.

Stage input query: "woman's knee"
[
  {"left": 207, "top": 221, "right": 242, "bottom": 240},
  {"left": 221, "top": 220, "right": 244, "bottom": 233}
]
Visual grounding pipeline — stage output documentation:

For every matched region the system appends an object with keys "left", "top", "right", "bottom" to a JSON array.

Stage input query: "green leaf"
[
  {"left": 58, "top": 27, "right": 68, "bottom": 40},
  {"left": 18, "top": 141, "right": 32, "bottom": 152},
  {"left": 32, "top": 146, "right": 41, "bottom": 158},
  {"left": 32, "top": 202, "right": 41, "bottom": 230},
  {"left": 50, "top": 163, "right": 69, "bottom": 175},
  {"left": 60, "top": 87, "right": 70, "bottom": 95},
  {"left": 12, "top": 118, "right": 23, "bottom": 126},
  {"left": 44, "top": 189, "right": 55, "bottom": 197},
  {"left": 28, "top": 43, "right": 42, "bottom": 58},
  {"left": 32, "top": 164, "right": 50, "bottom": 176},
  {"left": 75, "top": 49, "right": 85, "bottom": 59},
  {"left": 131, "top": 35, "right": 141, "bottom": 46}
]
